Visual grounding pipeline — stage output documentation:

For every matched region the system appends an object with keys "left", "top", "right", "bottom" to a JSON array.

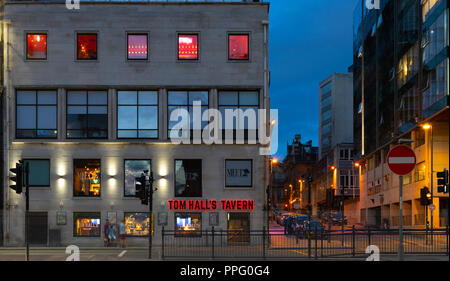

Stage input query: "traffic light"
[
  {"left": 9, "top": 161, "right": 24, "bottom": 194},
  {"left": 437, "top": 169, "right": 449, "bottom": 194},
  {"left": 420, "top": 187, "right": 432, "bottom": 206},
  {"left": 135, "top": 175, "right": 148, "bottom": 205}
]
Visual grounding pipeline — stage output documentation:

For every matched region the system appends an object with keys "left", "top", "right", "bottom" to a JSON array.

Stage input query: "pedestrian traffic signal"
[
  {"left": 135, "top": 175, "right": 148, "bottom": 205},
  {"left": 9, "top": 161, "right": 24, "bottom": 194},
  {"left": 437, "top": 169, "right": 448, "bottom": 194},
  {"left": 420, "top": 187, "right": 432, "bottom": 206}
]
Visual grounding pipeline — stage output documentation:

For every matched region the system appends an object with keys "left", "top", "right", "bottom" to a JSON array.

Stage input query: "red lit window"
[
  {"left": 178, "top": 34, "right": 198, "bottom": 60},
  {"left": 229, "top": 34, "right": 249, "bottom": 60},
  {"left": 77, "top": 33, "right": 97, "bottom": 60},
  {"left": 128, "top": 34, "right": 148, "bottom": 60},
  {"left": 27, "top": 34, "right": 47, "bottom": 59}
]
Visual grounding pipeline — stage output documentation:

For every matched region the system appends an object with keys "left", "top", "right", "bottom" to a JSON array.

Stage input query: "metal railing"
[{"left": 161, "top": 226, "right": 450, "bottom": 259}]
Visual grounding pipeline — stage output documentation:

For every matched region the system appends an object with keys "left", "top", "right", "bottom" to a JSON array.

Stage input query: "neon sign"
[{"left": 168, "top": 199, "right": 254, "bottom": 212}]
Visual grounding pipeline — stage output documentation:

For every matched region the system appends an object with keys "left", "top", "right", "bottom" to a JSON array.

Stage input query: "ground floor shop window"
[
  {"left": 175, "top": 159, "right": 202, "bottom": 197},
  {"left": 73, "top": 159, "right": 101, "bottom": 197},
  {"left": 124, "top": 212, "right": 151, "bottom": 237},
  {"left": 227, "top": 212, "right": 250, "bottom": 244},
  {"left": 73, "top": 212, "right": 101, "bottom": 237},
  {"left": 175, "top": 212, "right": 201, "bottom": 237}
]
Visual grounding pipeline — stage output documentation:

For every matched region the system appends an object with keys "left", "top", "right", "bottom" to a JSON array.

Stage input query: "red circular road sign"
[{"left": 387, "top": 145, "right": 417, "bottom": 176}]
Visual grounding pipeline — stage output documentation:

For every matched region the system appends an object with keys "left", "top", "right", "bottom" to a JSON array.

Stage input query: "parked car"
[
  {"left": 332, "top": 213, "right": 348, "bottom": 225},
  {"left": 292, "top": 216, "right": 309, "bottom": 234},
  {"left": 298, "top": 220, "right": 328, "bottom": 239},
  {"left": 276, "top": 212, "right": 290, "bottom": 226}
]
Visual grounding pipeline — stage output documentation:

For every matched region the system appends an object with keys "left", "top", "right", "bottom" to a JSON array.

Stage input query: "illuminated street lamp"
[{"left": 422, "top": 123, "right": 434, "bottom": 242}]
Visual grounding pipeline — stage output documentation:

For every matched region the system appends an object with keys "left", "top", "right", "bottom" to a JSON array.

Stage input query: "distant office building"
[
  {"left": 318, "top": 73, "right": 353, "bottom": 159},
  {"left": 353, "top": 0, "right": 448, "bottom": 227}
]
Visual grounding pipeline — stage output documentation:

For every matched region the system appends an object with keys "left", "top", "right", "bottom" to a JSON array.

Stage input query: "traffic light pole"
[
  {"left": 148, "top": 172, "right": 154, "bottom": 260},
  {"left": 398, "top": 175, "right": 404, "bottom": 261},
  {"left": 25, "top": 162, "right": 29, "bottom": 262}
]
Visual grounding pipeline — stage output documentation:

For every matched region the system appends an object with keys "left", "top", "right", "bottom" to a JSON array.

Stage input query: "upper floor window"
[
  {"left": 228, "top": 34, "right": 249, "bottom": 60},
  {"left": 127, "top": 34, "right": 148, "bottom": 60},
  {"left": 175, "top": 159, "right": 202, "bottom": 197},
  {"left": 77, "top": 33, "right": 97, "bottom": 60},
  {"left": 178, "top": 34, "right": 198, "bottom": 60},
  {"left": 67, "top": 90, "right": 108, "bottom": 139},
  {"left": 117, "top": 91, "right": 158, "bottom": 139},
  {"left": 16, "top": 90, "right": 57, "bottom": 139},
  {"left": 26, "top": 33, "right": 47, "bottom": 60},
  {"left": 218, "top": 91, "right": 259, "bottom": 131},
  {"left": 168, "top": 91, "right": 208, "bottom": 137}
]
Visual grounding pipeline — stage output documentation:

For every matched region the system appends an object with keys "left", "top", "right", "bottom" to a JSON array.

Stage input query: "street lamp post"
[{"left": 422, "top": 124, "right": 434, "bottom": 245}]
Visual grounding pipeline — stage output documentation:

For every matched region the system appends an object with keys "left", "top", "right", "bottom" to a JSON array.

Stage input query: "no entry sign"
[{"left": 387, "top": 145, "right": 416, "bottom": 176}]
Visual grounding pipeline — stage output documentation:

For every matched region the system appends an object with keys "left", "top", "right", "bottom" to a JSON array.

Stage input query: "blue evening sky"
[{"left": 269, "top": 0, "right": 358, "bottom": 159}]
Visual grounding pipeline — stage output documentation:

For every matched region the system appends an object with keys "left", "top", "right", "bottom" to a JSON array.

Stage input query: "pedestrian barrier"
[{"left": 161, "top": 226, "right": 450, "bottom": 259}]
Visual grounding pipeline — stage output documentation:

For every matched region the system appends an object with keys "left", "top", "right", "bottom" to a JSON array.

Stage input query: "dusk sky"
[{"left": 269, "top": 0, "right": 358, "bottom": 159}]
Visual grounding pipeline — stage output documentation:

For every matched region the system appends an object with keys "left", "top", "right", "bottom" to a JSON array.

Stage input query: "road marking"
[
  {"left": 118, "top": 250, "right": 127, "bottom": 258},
  {"left": 291, "top": 249, "right": 308, "bottom": 256}
]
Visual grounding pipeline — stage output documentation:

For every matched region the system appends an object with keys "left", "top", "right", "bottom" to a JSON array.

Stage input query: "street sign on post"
[
  {"left": 387, "top": 145, "right": 416, "bottom": 262},
  {"left": 387, "top": 145, "right": 416, "bottom": 176}
]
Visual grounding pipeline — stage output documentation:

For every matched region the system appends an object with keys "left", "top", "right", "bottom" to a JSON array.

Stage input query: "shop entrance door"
[
  {"left": 29, "top": 212, "right": 48, "bottom": 245},
  {"left": 227, "top": 212, "right": 250, "bottom": 244}
]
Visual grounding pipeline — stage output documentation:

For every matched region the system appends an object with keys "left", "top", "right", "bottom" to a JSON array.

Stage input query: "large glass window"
[
  {"left": 175, "top": 159, "right": 202, "bottom": 197},
  {"left": 73, "top": 159, "right": 101, "bottom": 197},
  {"left": 124, "top": 160, "right": 151, "bottom": 197},
  {"left": 124, "top": 212, "right": 151, "bottom": 237},
  {"left": 77, "top": 33, "right": 97, "bottom": 60},
  {"left": 228, "top": 34, "right": 249, "bottom": 60},
  {"left": 175, "top": 213, "right": 201, "bottom": 237},
  {"left": 16, "top": 90, "right": 57, "bottom": 139},
  {"left": 218, "top": 91, "right": 259, "bottom": 132},
  {"left": 67, "top": 90, "right": 108, "bottom": 139},
  {"left": 415, "top": 162, "right": 426, "bottom": 182},
  {"left": 73, "top": 212, "right": 101, "bottom": 237},
  {"left": 178, "top": 34, "right": 198, "bottom": 60},
  {"left": 26, "top": 33, "right": 47, "bottom": 60},
  {"left": 168, "top": 91, "right": 208, "bottom": 137},
  {"left": 127, "top": 34, "right": 148, "bottom": 60},
  {"left": 23, "top": 159, "right": 50, "bottom": 187},
  {"left": 118, "top": 91, "right": 158, "bottom": 138}
]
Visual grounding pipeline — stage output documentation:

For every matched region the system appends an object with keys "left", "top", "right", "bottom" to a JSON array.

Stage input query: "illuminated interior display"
[
  {"left": 73, "top": 212, "right": 100, "bottom": 237},
  {"left": 227, "top": 212, "right": 250, "bottom": 244},
  {"left": 127, "top": 34, "right": 148, "bottom": 60},
  {"left": 27, "top": 34, "right": 47, "bottom": 59},
  {"left": 73, "top": 159, "right": 101, "bottom": 197},
  {"left": 175, "top": 213, "right": 201, "bottom": 236},
  {"left": 124, "top": 212, "right": 150, "bottom": 237},
  {"left": 178, "top": 34, "right": 198, "bottom": 60},
  {"left": 228, "top": 34, "right": 249, "bottom": 60},
  {"left": 77, "top": 33, "right": 97, "bottom": 60}
]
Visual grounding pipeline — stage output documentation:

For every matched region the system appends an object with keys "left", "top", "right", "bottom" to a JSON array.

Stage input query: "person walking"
[
  {"left": 104, "top": 219, "right": 110, "bottom": 247},
  {"left": 119, "top": 220, "right": 126, "bottom": 248},
  {"left": 109, "top": 223, "right": 117, "bottom": 247}
]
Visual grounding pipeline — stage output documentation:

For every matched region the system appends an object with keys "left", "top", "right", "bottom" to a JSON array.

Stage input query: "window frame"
[
  {"left": 15, "top": 89, "right": 58, "bottom": 139},
  {"left": 126, "top": 32, "right": 149, "bottom": 61},
  {"left": 76, "top": 32, "right": 98, "bottom": 61},
  {"left": 66, "top": 90, "right": 108, "bottom": 139},
  {"left": 124, "top": 212, "right": 151, "bottom": 237},
  {"left": 73, "top": 212, "right": 101, "bottom": 237},
  {"left": 177, "top": 33, "right": 200, "bottom": 61},
  {"left": 224, "top": 159, "right": 253, "bottom": 189},
  {"left": 217, "top": 90, "right": 260, "bottom": 140},
  {"left": 227, "top": 33, "right": 250, "bottom": 61},
  {"left": 167, "top": 90, "right": 210, "bottom": 138},
  {"left": 174, "top": 159, "right": 203, "bottom": 198},
  {"left": 123, "top": 159, "right": 152, "bottom": 198},
  {"left": 22, "top": 159, "right": 51, "bottom": 187},
  {"left": 25, "top": 32, "right": 48, "bottom": 60},
  {"left": 73, "top": 159, "right": 102, "bottom": 198},
  {"left": 116, "top": 90, "right": 159, "bottom": 139}
]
